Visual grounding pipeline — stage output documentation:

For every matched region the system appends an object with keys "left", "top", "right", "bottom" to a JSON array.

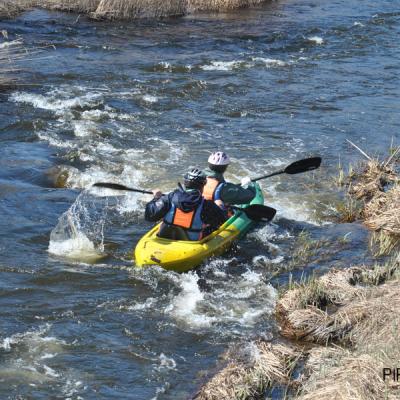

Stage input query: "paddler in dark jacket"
[
  {"left": 145, "top": 168, "right": 227, "bottom": 241},
  {"left": 203, "top": 151, "right": 256, "bottom": 208}
]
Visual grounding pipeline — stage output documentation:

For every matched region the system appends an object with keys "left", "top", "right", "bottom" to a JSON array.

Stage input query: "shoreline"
[
  {"left": 195, "top": 150, "right": 400, "bottom": 399},
  {"left": 0, "top": 0, "right": 270, "bottom": 20},
  {"left": 195, "top": 258, "right": 400, "bottom": 400}
]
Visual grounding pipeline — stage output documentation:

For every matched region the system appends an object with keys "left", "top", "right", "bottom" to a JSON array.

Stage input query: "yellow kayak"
[{"left": 134, "top": 183, "right": 264, "bottom": 272}]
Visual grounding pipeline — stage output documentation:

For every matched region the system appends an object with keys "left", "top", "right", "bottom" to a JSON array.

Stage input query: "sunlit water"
[{"left": 0, "top": 0, "right": 399, "bottom": 398}]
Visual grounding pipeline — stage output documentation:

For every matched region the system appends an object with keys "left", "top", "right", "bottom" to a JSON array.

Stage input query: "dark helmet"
[{"left": 184, "top": 168, "right": 207, "bottom": 189}]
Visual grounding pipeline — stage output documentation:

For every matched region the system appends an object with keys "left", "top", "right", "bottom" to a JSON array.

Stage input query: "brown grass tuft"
[
  {"left": 186, "top": 0, "right": 265, "bottom": 12},
  {"left": 275, "top": 259, "right": 400, "bottom": 400},
  {"left": 42, "top": 0, "right": 101, "bottom": 13},
  {"left": 193, "top": 341, "right": 300, "bottom": 400},
  {"left": 337, "top": 147, "right": 400, "bottom": 255},
  {"left": 297, "top": 351, "right": 387, "bottom": 400},
  {"left": 92, "top": 0, "right": 185, "bottom": 19},
  {"left": 276, "top": 262, "right": 400, "bottom": 344}
]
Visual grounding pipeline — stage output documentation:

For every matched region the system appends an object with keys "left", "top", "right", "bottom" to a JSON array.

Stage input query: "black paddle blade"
[
  {"left": 92, "top": 182, "right": 153, "bottom": 194},
  {"left": 242, "top": 204, "right": 276, "bottom": 222},
  {"left": 284, "top": 157, "right": 321, "bottom": 175},
  {"left": 93, "top": 182, "right": 131, "bottom": 191}
]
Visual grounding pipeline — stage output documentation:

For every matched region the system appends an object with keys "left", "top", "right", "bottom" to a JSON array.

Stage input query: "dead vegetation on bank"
[
  {"left": 336, "top": 142, "right": 400, "bottom": 255},
  {"left": 193, "top": 341, "right": 301, "bottom": 400},
  {"left": 195, "top": 259, "right": 400, "bottom": 400},
  {"left": 276, "top": 259, "right": 400, "bottom": 399},
  {"left": 0, "top": 0, "right": 269, "bottom": 19},
  {"left": 276, "top": 263, "right": 400, "bottom": 344}
]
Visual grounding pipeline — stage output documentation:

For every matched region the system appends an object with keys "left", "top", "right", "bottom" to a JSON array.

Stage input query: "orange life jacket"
[
  {"left": 163, "top": 199, "right": 205, "bottom": 240},
  {"left": 203, "top": 177, "right": 223, "bottom": 201},
  {"left": 172, "top": 208, "right": 195, "bottom": 229},
  {"left": 203, "top": 177, "right": 234, "bottom": 217}
]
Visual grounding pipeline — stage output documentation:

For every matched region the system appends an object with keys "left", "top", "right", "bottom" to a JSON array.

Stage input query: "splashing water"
[{"left": 48, "top": 191, "right": 108, "bottom": 261}]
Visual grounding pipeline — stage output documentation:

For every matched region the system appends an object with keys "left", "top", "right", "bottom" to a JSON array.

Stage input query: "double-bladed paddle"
[
  {"left": 93, "top": 157, "right": 321, "bottom": 222},
  {"left": 92, "top": 182, "right": 276, "bottom": 222},
  {"left": 93, "top": 156, "right": 321, "bottom": 194},
  {"left": 252, "top": 157, "right": 321, "bottom": 181}
]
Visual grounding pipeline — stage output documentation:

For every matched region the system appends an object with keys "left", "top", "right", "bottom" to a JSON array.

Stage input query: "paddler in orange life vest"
[
  {"left": 203, "top": 151, "right": 256, "bottom": 211},
  {"left": 144, "top": 168, "right": 227, "bottom": 241}
]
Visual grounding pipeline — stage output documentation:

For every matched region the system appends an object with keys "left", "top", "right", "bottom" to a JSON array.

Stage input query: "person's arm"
[
  {"left": 144, "top": 191, "right": 172, "bottom": 222},
  {"left": 202, "top": 200, "right": 228, "bottom": 228},
  {"left": 220, "top": 182, "right": 256, "bottom": 204}
]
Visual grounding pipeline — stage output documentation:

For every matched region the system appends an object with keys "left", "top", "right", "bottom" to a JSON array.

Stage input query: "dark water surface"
[{"left": 0, "top": 0, "right": 399, "bottom": 398}]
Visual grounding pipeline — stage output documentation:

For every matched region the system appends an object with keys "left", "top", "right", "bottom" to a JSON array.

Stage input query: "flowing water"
[{"left": 1, "top": 0, "right": 400, "bottom": 398}]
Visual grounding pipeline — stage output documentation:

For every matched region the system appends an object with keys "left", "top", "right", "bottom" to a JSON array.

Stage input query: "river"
[{"left": 0, "top": 0, "right": 399, "bottom": 398}]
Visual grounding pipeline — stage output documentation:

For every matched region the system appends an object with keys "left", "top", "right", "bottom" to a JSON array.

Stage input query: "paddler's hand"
[
  {"left": 240, "top": 176, "right": 251, "bottom": 187},
  {"left": 215, "top": 199, "right": 224, "bottom": 209},
  {"left": 152, "top": 189, "right": 162, "bottom": 199}
]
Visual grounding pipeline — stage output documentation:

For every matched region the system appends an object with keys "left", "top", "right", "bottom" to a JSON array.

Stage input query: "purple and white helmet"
[{"left": 208, "top": 151, "right": 231, "bottom": 166}]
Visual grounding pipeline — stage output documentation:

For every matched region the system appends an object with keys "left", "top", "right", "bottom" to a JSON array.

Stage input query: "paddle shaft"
[
  {"left": 93, "top": 182, "right": 153, "bottom": 195},
  {"left": 252, "top": 170, "right": 285, "bottom": 182}
]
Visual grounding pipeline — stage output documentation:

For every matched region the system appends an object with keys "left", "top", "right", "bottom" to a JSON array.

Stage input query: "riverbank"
[
  {"left": 195, "top": 258, "right": 400, "bottom": 399},
  {"left": 0, "top": 0, "right": 269, "bottom": 19},
  {"left": 195, "top": 151, "right": 400, "bottom": 399}
]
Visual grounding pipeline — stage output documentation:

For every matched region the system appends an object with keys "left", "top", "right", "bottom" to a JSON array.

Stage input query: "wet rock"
[{"left": 46, "top": 165, "right": 79, "bottom": 188}]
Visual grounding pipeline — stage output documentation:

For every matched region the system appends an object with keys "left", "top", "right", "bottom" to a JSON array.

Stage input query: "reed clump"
[
  {"left": 276, "top": 258, "right": 400, "bottom": 399},
  {"left": 0, "top": 1, "right": 22, "bottom": 18},
  {"left": 92, "top": 0, "right": 184, "bottom": 19},
  {"left": 276, "top": 262, "right": 400, "bottom": 344},
  {"left": 186, "top": 0, "right": 266, "bottom": 13},
  {"left": 193, "top": 341, "right": 300, "bottom": 400},
  {"left": 41, "top": 0, "right": 101, "bottom": 13},
  {"left": 336, "top": 144, "right": 400, "bottom": 255}
]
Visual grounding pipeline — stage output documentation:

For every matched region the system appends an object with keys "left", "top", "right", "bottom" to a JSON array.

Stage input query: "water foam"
[
  {"left": 165, "top": 272, "right": 215, "bottom": 328},
  {"left": 142, "top": 94, "right": 159, "bottom": 103},
  {"left": 0, "top": 39, "right": 22, "bottom": 49},
  {"left": 10, "top": 89, "right": 103, "bottom": 115},
  {"left": 155, "top": 353, "right": 177, "bottom": 371},
  {"left": 0, "top": 324, "right": 66, "bottom": 385},
  {"left": 308, "top": 36, "right": 324, "bottom": 44},
  {"left": 251, "top": 57, "right": 288, "bottom": 67},
  {"left": 48, "top": 192, "right": 107, "bottom": 261},
  {"left": 201, "top": 60, "right": 243, "bottom": 71}
]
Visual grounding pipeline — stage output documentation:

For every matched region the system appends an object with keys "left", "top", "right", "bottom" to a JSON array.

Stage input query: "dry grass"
[
  {"left": 336, "top": 146, "right": 400, "bottom": 255},
  {"left": 276, "top": 262, "right": 400, "bottom": 344},
  {"left": 197, "top": 260, "right": 400, "bottom": 400},
  {"left": 193, "top": 341, "right": 300, "bottom": 400},
  {"left": 0, "top": 0, "right": 269, "bottom": 19},
  {"left": 42, "top": 0, "right": 101, "bottom": 12},
  {"left": 297, "top": 350, "right": 388, "bottom": 400},
  {"left": 274, "top": 259, "right": 400, "bottom": 400},
  {"left": 186, "top": 0, "right": 265, "bottom": 12},
  {"left": 295, "top": 281, "right": 400, "bottom": 399},
  {"left": 92, "top": 0, "right": 184, "bottom": 19},
  {"left": 334, "top": 190, "right": 363, "bottom": 223}
]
